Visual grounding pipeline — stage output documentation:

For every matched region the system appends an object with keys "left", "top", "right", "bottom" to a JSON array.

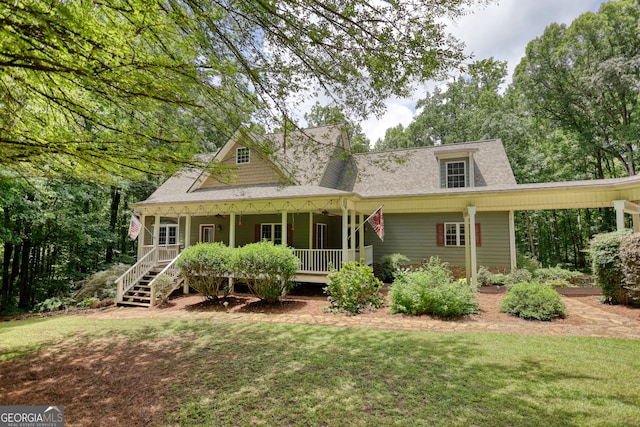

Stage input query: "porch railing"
[
  {"left": 115, "top": 247, "right": 158, "bottom": 303},
  {"left": 141, "top": 245, "right": 180, "bottom": 263},
  {"left": 292, "top": 246, "right": 374, "bottom": 274}
]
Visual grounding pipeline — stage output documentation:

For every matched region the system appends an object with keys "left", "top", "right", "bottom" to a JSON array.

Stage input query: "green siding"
[{"left": 364, "top": 212, "right": 511, "bottom": 269}]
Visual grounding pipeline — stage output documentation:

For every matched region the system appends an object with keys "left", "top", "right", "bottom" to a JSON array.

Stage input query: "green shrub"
[
  {"left": 33, "top": 297, "right": 76, "bottom": 313},
  {"left": 533, "top": 266, "right": 583, "bottom": 284},
  {"left": 477, "top": 266, "right": 495, "bottom": 286},
  {"left": 590, "top": 230, "right": 630, "bottom": 304},
  {"left": 78, "top": 297, "right": 99, "bottom": 308},
  {"left": 153, "top": 273, "right": 176, "bottom": 305},
  {"left": 177, "top": 242, "right": 234, "bottom": 300},
  {"left": 324, "top": 261, "right": 383, "bottom": 315},
  {"left": 500, "top": 282, "right": 566, "bottom": 321},
  {"left": 389, "top": 261, "right": 479, "bottom": 318},
  {"left": 233, "top": 241, "right": 299, "bottom": 303},
  {"left": 502, "top": 269, "right": 533, "bottom": 287},
  {"left": 380, "top": 253, "right": 410, "bottom": 282},
  {"left": 620, "top": 233, "right": 640, "bottom": 302},
  {"left": 517, "top": 252, "right": 541, "bottom": 272},
  {"left": 74, "top": 263, "right": 130, "bottom": 300}
]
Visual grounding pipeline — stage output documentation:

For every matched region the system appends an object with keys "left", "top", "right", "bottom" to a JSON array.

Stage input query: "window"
[
  {"left": 236, "top": 146, "right": 250, "bottom": 164},
  {"left": 445, "top": 222, "right": 465, "bottom": 246},
  {"left": 446, "top": 161, "right": 466, "bottom": 188},
  {"left": 200, "top": 225, "right": 215, "bottom": 243},
  {"left": 152, "top": 224, "right": 178, "bottom": 246},
  {"left": 261, "top": 223, "right": 282, "bottom": 244}
]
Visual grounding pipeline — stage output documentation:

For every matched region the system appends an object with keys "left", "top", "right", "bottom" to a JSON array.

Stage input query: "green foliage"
[
  {"left": 619, "top": 233, "right": 640, "bottom": 305},
  {"left": 590, "top": 230, "right": 630, "bottom": 304},
  {"left": 74, "top": 264, "right": 131, "bottom": 301},
  {"left": 502, "top": 269, "right": 534, "bottom": 287},
  {"left": 500, "top": 282, "right": 566, "bottom": 321},
  {"left": 233, "top": 241, "right": 299, "bottom": 303},
  {"left": 77, "top": 298, "right": 99, "bottom": 308},
  {"left": 177, "top": 243, "right": 234, "bottom": 300},
  {"left": 380, "top": 253, "right": 411, "bottom": 283},
  {"left": 33, "top": 297, "right": 76, "bottom": 313},
  {"left": 533, "top": 266, "right": 583, "bottom": 283},
  {"left": 153, "top": 274, "right": 177, "bottom": 306},
  {"left": 324, "top": 261, "right": 383, "bottom": 315},
  {"left": 389, "top": 259, "right": 479, "bottom": 317},
  {"left": 517, "top": 253, "right": 541, "bottom": 272},
  {"left": 477, "top": 266, "right": 495, "bottom": 286}
]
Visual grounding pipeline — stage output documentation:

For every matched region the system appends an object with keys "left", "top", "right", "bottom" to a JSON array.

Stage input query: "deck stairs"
[
  {"left": 119, "top": 264, "right": 165, "bottom": 307},
  {"left": 115, "top": 246, "right": 182, "bottom": 308}
]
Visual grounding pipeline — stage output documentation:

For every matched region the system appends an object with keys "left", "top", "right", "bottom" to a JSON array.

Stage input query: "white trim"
[
  {"left": 199, "top": 224, "right": 216, "bottom": 243},
  {"left": 444, "top": 222, "right": 465, "bottom": 246},
  {"left": 445, "top": 160, "right": 467, "bottom": 188}
]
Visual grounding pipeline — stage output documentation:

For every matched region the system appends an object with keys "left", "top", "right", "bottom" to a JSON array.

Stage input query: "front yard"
[{"left": 1, "top": 292, "right": 640, "bottom": 426}]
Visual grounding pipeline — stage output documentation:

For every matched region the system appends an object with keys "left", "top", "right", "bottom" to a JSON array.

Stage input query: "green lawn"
[{"left": 1, "top": 316, "right": 639, "bottom": 426}]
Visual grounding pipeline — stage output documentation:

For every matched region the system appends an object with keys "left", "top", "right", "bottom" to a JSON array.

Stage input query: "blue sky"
[{"left": 359, "top": 0, "right": 608, "bottom": 144}]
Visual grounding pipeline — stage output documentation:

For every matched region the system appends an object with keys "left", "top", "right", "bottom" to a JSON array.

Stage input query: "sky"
[{"left": 358, "top": 0, "right": 608, "bottom": 144}]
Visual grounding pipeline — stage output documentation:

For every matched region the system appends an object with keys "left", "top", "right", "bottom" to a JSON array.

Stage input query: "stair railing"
[
  {"left": 148, "top": 254, "right": 181, "bottom": 306},
  {"left": 115, "top": 247, "right": 158, "bottom": 304}
]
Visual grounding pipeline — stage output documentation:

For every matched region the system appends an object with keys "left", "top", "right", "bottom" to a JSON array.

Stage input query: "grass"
[{"left": 1, "top": 316, "right": 640, "bottom": 426}]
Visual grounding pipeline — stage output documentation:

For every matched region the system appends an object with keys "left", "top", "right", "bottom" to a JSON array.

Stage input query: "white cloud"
[{"left": 357, "top": 0, "right": 607, "bottom": 145}]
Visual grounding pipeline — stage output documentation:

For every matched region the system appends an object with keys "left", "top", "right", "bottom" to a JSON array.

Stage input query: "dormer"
[{"left": 435, "top": 148, "right": 479, "bottom": 189}]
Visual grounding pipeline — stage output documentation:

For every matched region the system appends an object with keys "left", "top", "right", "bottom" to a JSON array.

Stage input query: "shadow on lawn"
[{"left": 0, "top": 320, "right": 621, "bottom": 427}]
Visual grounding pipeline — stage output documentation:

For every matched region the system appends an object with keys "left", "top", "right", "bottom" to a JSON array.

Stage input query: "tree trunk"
[
  {"left": 523, "top": 211, "right": 537, "bottom": 260},
  {"left": 106, "top": 186, "right": 121, "bottom": 263}
]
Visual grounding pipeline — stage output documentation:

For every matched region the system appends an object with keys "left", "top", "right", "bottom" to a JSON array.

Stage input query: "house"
[{"left": 117, "top": 125, "right": 640, "bottom": 306}]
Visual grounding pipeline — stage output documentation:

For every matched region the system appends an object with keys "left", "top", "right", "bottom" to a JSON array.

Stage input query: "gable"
[{"left": 198, "top": 140, "right": 283, "bottom": 189}]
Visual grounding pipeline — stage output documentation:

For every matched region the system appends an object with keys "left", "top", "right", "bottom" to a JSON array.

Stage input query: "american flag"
[
  {"left": 367, "top": 206, "right": 384, "bottom": 241},
  {"left": 128, "top": 215, "right": 143, "bottom": 240}
]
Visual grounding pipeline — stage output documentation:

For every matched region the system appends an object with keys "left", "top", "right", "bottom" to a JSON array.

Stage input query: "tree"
[
  {"left": 304, "top": 102, "right": 370, "bottom": 152},
  {"left": 0, "top": 0, "right": 489, "bottom": 181},
  {"left": 513, "top": 0, "right": 640, "bottom": 178}
]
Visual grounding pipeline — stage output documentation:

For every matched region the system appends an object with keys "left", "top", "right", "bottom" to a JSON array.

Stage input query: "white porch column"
[
  {"left": 614, "top": 200, "right": 626, "bottom": 231},
  {"left": 359, "top": 213, "right": 365, "bottom": 263},
  {"left": 509, "top": 210, "right": 517, "bottom": 272},
  {"left": 229, "top": 213, "right": 236, "bottom": 248},
  {"left": 342, "top": 205, "right": 348, "bottom": 268},
  {"left": 350, "top": 209, "right": 356, "bottom": 261},
  {"left": 281, "top": 211, "right": 288, "bottom": 246},
  {"left": 466, "top": 206, "right": 477, "bottom": 287},
  {"left": 308, "top": 212, "right": 314, "bottom": 249},
  {"left": 184, "top": 214, "right": 191, "bottom": 249},
  {"left": 137, "top": 214, "right": 145, "bottom": 259},
  {"left": 153, "top": 214, "right": 161, "bottom": 263}
]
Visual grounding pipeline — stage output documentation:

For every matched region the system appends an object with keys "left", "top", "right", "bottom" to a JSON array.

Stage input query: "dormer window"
[
  {"left": 436, "top": 148, "right": 477, "bottom": 189},
  {"left": 236, "top": 147, "right": 250, "bottom": 164},
  {"left": 446, "top": 160, "right": 467, "bottom": 188}
]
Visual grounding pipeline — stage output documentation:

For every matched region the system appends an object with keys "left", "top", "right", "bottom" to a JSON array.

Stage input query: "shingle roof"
[
  {"left": 135, "top": 131, "right": 518, "bottom": 206},
  {"left": 350, "top": 139, "right": 516, "bottom": 197}
]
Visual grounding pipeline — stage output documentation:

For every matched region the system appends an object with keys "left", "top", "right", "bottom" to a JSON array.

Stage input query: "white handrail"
[{"left": 115, "top": 247, "right": 157, "bottom": 303}]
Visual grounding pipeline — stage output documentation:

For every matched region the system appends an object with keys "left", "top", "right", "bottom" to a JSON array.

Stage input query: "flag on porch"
[
  {"left": 367, "top": 206, "right": 384, "bottom": 241},
  {"left": 128, "top": 214, "right": 143, "bottom": 240}
]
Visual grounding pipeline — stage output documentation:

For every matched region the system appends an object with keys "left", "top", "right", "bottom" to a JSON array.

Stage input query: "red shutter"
[
  {"left": 254, "top": 224, "right": 261, "bottom": 242},
  {"left": 436, "top": 223, "right": 444, "bottom": 246},
  {"left": 475, "top": 223, "right": 481, "bottom": 246}
]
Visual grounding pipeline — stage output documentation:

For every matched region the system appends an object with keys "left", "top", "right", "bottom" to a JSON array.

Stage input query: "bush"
[
  {"left": 620, "top": 232, "right": 640, "bottom": 285},
  {"left": 74, "top": 263, "right": 130, "bottom": 300},
  {"left": 78, "top": 297, "right": 99, "bottom": 308},
  {"left": 177, "top": 242, "right": 234, "bottom": 300},
  {"left": 500, "top": 282, "right": 566, "bottom": 321},
  {"left": 502, "top": 269, "right": 533, "bottom": 287},
  {"left": 380, "top": 253, "right": 410, "bottom": 282},
  {"left": 324, "top": 261, "right": 383, "bottom": 315},
  {"left": 233, "top": 241, "right": 299, "bottom": 303},
  {"left": 477, "top": 266, "right": 495, "bottom": 286},
  {"left": 33, "top": 297, "right": 76, "bottom": 313},
  {"left": 533, "top": 266, "right": 583, "bottom": 284},
  {"left": 389, "top": 260, "right": 479, "bottom": 318},
  {"left": 590, "top": 230, "right": 630, "bottom": 304},
  {"left": 153, "top": 273, "right": 176, "bottom": 305}
]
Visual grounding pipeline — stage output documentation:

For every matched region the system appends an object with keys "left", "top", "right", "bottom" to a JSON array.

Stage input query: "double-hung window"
[
  {"left": 152, "top": 224, "right": 178, "bottom": 246},
  {"left": 446, "top": 161, "right": 466, "bottom": 188},
  {"left": 261, "top": 223, "right": 282, "bottom": 245},
  {"left": 445, "top": 222, "right": 465, "bottom": 247}
]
